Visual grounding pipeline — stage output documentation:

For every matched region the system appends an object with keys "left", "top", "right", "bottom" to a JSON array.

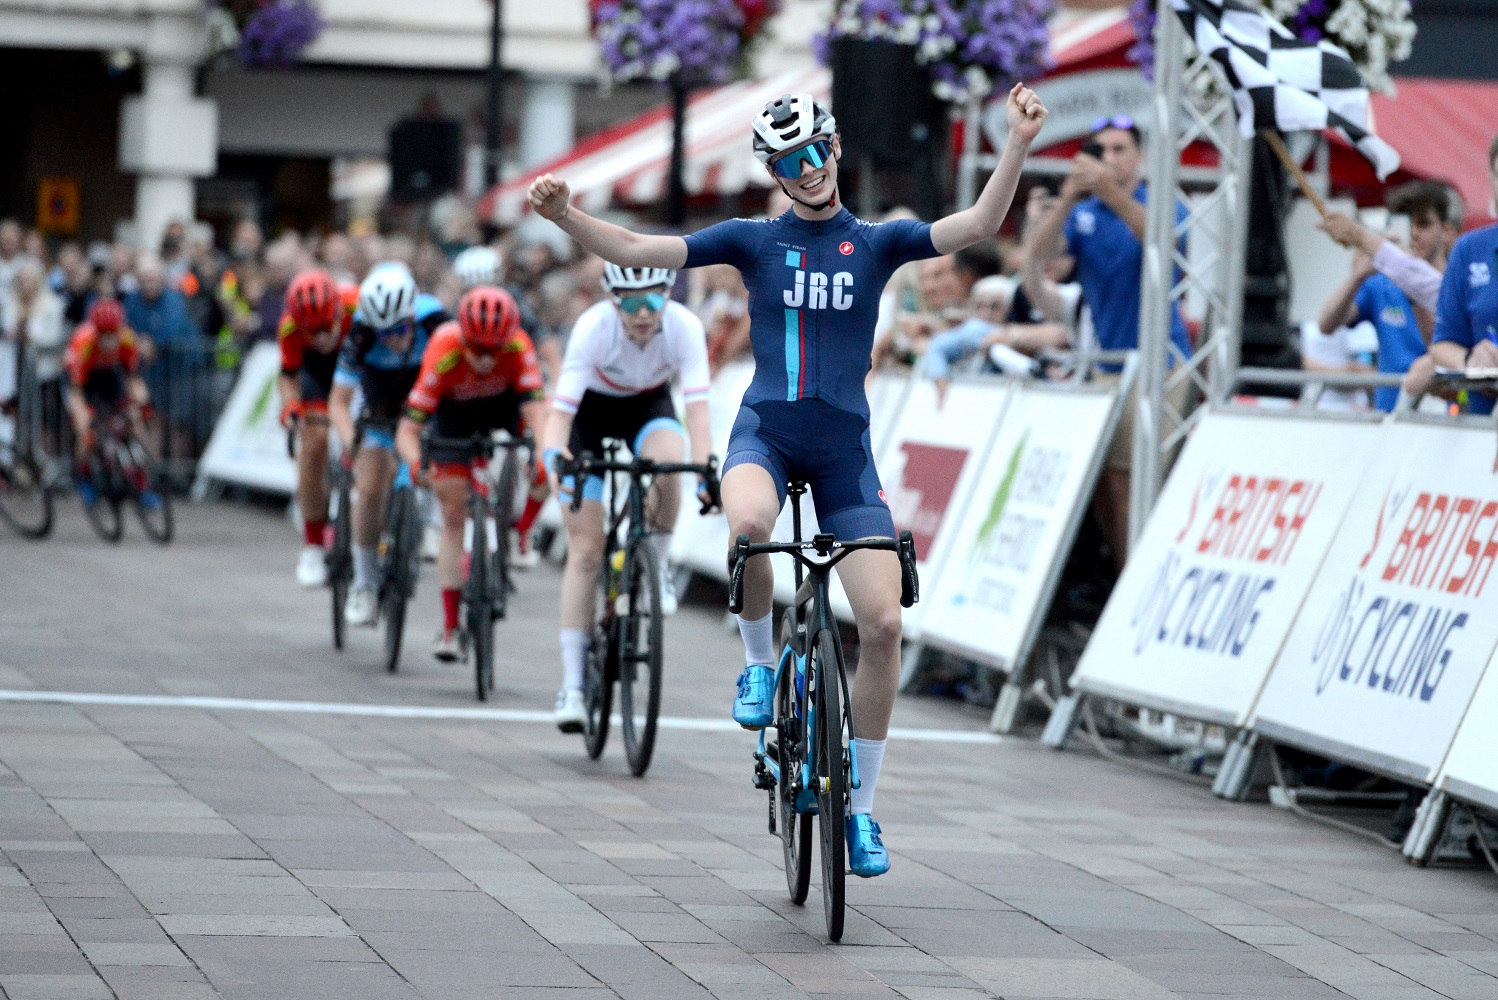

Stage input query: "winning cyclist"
[
  {"left": 452, "top": 245, "right": 551, "bottom": 569},
  {"left": 395, "top": 287, "right": 548, "bottom": 662},
  {"left": 529, "top": 84, "right": 1047, "bottom": 875},
  {"left": 330, "top": 263, "right": 449, "bottom": 627},
  {"left": 278, "top": 269, "right": 359, "bottom": 587},
  {"left": 65, "top": 299, "right": 154, "bottom": 505},
  {"left": 542, "top": 263, "right": 715, "bottom": 732}
]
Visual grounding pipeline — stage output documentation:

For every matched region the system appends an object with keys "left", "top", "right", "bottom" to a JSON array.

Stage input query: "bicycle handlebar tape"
[
  {"left": 727, "top": 534, "right": 751, "bottom": 615},
  {"left": 898, "top": 530, "right": 919, "bottom": 609}
]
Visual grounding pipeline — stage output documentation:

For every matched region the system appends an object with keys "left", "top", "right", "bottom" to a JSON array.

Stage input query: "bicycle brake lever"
[
  {"left": 727, "top": 533, "right": 750, "bottom": 615},
  {"left": 897, "top": 530, "right": 919, "bottom": 608}
]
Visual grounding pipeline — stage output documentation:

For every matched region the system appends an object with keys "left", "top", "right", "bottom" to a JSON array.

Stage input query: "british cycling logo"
[{"left": 838, "top": 241, "right": 854, "bottom": 256}]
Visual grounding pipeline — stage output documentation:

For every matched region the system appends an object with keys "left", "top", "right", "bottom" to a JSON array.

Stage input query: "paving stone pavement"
[{"left": 1, "top": 501, "right": 1496, "bottom": 1000}]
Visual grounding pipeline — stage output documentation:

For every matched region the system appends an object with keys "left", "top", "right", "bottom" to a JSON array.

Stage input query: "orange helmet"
[
  {"left": 89, "top": 299, "right": 125, "bottom": 334},
  {"left": 458, "top": 287, "right": 521, "bottom": 350},
  {"left": 285, "top": 270, "right": 339, "bottom": 330}
]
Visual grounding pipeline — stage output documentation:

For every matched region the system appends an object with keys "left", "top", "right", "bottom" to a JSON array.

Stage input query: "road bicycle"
[
  {"left": 287, "top": 414, "right": 353, "bottom": 651},
  {"left": 730, "top": 481, "right": 917, "bottom": 941},
  {"left": 0, "top": 341, "right": 53, "bottom": 539},
  {"left": 79, "top": 410, "right": 172, "bottom": 545},
  {"left": 561, "top": 442, "right": 719, "bottom": 777},
  {"left": 425, "top": 430, "right": 532, "bottom": 700},
  {"left": 378, "top": 460, "right": 422, "bottom": 674}
]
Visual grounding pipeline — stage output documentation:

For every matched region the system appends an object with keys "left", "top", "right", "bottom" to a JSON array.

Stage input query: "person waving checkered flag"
[{"left": 1173, "top": 0, "right": 1401, "bottom": 179}]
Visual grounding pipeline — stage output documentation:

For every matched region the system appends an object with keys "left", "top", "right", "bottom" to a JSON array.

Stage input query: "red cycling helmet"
[
  {"left": 89, "top": 299, "right": 125, "bottom": 334},
  {"left": 458, "top": 286, "right": 521, "bottom": 350},
  {"left": 285, "top": 269, "right": 339, "bottom": 330}
]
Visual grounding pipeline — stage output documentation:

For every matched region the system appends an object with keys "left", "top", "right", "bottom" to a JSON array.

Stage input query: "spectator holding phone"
[
  {"left": 1027, "top": 115, "right": 1190, "bottom": 568},
  {"left": 1429, "top": 134, "right": 1498, "bottom": 417}
]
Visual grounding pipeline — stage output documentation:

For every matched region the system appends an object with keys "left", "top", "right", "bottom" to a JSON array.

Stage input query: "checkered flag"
[{"left": 1172, "top": 0, "right": 1401, "bottom": 179}]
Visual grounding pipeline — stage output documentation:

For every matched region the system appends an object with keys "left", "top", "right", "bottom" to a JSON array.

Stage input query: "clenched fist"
[
  {"left": 528, "top": 174, "right": 572, "bottom": 222},
  {"left": 1007, "top": 83, "right": 1048, "bottom": 144}
]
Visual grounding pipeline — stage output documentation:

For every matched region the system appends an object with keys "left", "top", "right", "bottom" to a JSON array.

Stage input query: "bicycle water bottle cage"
[{"left": 812, "top": 533, "right": 836, "bottom": 556}]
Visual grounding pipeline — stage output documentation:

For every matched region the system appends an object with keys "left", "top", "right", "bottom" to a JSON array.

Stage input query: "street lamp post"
[
  {"left": 485, "top": 0, "right": 505, "bottom": 188},
  {"left": 666, "top": 72, "right": 689, "bottom": 227}
]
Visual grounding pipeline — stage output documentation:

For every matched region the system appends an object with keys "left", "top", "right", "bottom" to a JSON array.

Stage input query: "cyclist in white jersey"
[{"left": 543, "top": 264, "right": 717, "bottom": 730}]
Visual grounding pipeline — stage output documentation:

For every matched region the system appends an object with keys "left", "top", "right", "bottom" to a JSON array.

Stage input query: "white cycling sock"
[
  {"left": 353, "top": 546, "right": 378, "bottom": 591},
  {"left": 737, "top": 611, "right": 775, "bottom": 666},
  {"left": 560, "top": 628, "right": 590, "bottom": 691},
  {"left": 849, "top": 738, "right": 886, "bottom": 816},
  {"left": 650, "top": 533, "right": 673, "bottom": 576}
]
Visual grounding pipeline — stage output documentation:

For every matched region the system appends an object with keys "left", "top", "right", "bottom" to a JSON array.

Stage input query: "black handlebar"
[
  {"left": 559, "top": 451, "right": 721, "bottom": 515},
  {"left": 726, "top": 528, "right": 920, "bottom": 615}
]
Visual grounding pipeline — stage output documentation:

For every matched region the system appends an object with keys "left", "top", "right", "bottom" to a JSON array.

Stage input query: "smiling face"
[{"left": 768, "top": 135, "right": 841, "bottom": 215}]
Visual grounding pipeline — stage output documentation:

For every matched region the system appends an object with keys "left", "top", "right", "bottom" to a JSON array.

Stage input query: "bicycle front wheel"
[
  {"left": 492, "top": 448, "right": 519, "bottom": 619},
  {"left": 328, "top": 479, "right": 353, "bottom": 651},
  {"left": 80, "top": 459, "right": 123, "bottom": 544},
  {"left": 0, "top": 450, "right": 53, "bottom": 539},
  {"left": 126, "top": 441, "right": 173, "bottom": 545},
  {"left": 777, "top": 612, "right": 813, "bottom": 906},
  {"left": 469, "top": 508, "right": 496, "bottom": 700},
  {"left": 619, "top": 539, "right": 665, "bottom": 777},
  {"left": 813, "top": 627, "right": 848, "bottom": 942},
  {"left": 381, "top": 487, "right": 417, "bottom": 674},
  {"left": 583, "top": 621, "right": 614, "bottom": 760}
]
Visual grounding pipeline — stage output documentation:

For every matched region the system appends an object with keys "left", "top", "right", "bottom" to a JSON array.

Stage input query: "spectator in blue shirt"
[
  {"left": 1026, "top": 115, "right": 1190, "bottom": 567},
  {"left": 1317, "top": 182, "right": 1458, "bottom": 412},
  {"left": 1431, "top": 135, "right": 1498, "bottom": 419},
  {"left": 125, "top": 257, "right": 207, "bottom": 449}
]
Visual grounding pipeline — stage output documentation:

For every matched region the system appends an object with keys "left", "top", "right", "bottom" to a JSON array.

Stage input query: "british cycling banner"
[
  {"left": 920, "top": 384, "right": 1117, "bottom": 673},
  {"left": 1251, "top": 421, "right": 1498, "bottom": 783},
  {"left": 194, "top": 343, "right": 296, "bottom": 496},
  {"left": 1071, "top": 411, "right": 1380, "bottom": 725}
]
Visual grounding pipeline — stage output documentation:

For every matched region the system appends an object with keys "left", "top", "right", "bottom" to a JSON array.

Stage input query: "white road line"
[{"left": 0, "top": 690, "right": 1001, "bottom": 744}]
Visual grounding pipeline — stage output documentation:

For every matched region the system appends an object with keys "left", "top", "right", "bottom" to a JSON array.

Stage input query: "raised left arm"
[{"left": 931, "top": 84, "right": 1048, "bottom": 255}]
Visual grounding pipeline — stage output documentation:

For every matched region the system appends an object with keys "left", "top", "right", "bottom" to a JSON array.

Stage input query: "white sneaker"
[
  {"left": 509, "top": 529, "right": 540, "bottom": 570},
  {"left": 554, "top": 688, "right": 587, "bottom": 734},
  {"left": 432, "top": 630, "right": 462, "bottom": 663},
  {"left": 346, "top": 587, "right": 378, "bottom": 627},
  {"left": 420, "top": 524, "right": 440, "bottom": 562},
  {"left": 296, "top": 545, "right": 328, "bottom": 588}
]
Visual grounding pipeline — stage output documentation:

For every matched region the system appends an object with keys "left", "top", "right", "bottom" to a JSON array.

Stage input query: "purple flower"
[
  {"left": 237, "top": 0, "right": 323, "bottom": 68},
  {"left": 596, "top": 0, "right": 744, "bottom": 83}
]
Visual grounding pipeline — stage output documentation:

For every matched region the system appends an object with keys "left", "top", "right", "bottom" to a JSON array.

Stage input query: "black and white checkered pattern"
[{"left": 1172, "top": 0, "right": 1401, "bottom": 179}]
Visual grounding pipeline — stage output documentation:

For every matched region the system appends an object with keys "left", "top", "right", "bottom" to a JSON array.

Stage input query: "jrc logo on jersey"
[{"left": 784, "top": 271, "right": 854, "bottom": 310}]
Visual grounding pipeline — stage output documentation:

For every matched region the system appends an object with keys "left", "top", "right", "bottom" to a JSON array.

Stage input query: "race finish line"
[{"left": 0, "top": 690, "right": 1001, "bottom": 744}]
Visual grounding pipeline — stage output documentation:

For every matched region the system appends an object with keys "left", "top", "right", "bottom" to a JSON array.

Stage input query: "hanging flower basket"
[
  {"left": 593, "top": 0, "right": 772, "bottom": 86},
  {"left": 205, "top": 0, "right": 324, "bottom": 69},
  {"left": 816, "top": 0, "right": 1054, "bottom": 106}
]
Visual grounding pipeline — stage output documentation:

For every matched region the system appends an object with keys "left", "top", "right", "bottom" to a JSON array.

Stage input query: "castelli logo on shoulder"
[
  {"left": 838, "top": 241, "right": 854, "bottom": 256},
  {"left": 878, "top": 489, "right": 887, "bottom": 503}
]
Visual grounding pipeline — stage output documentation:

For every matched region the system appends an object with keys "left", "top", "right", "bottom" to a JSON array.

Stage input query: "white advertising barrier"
[
  {"left": 876, "top": 377, "right": 1014, "bottom": 637},
  {"left": 1431, "top": 648, "right": 1498, "bottom": 812},
  {"left": 1071, "top": 411, "right": 1381, "bottom": 725},
  {"left": 1250, "top": 421, "right": 1498, "bottom": 784},
  {"left": 921, "top": 384, "right": 1116, "bottom": 673},
  {"left": 194, "top": 342, "right": 296, "bottom": 496}
]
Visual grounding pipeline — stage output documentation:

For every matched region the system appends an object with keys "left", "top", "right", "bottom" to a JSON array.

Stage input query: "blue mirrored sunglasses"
[
  {"left": 1090, "top": 115, "right": 1135, "bottom": 133},
  {"left": 375, "top": 318, "right": 415, "bottom": 339},
  {"left": 617, "top": 292, "right": 666, "bottom": 314},
  {"left": 770, "top": 139, "right": 833, "bottom": 179}
]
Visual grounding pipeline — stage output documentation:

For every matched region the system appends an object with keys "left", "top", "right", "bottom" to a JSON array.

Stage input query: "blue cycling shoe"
[
  {"left": 732, "top": 664, "right": 774, "bottom": 729},
  {"left": 76, "top": 479, "right": 98, "bottom": 506},
  {"left": 138, "top": 491, "right": 163, "bottom": 512},
  {"left": 846, "top": 815, "right": 890, "bottom": 877}
]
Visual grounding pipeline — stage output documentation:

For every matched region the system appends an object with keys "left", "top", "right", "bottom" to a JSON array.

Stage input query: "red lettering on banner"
[
  {"left": 1423, "top": 496, "right": 1475, "bottom": 591},
  {"left": 1383, "top": 492, "right": 1431, "bottom": 583},
  {"left": 1197, "top": 475, "right": 1320, "bottom": 564},
  {"left": 1403, "top": 494, "right": 1451, "bottom": 588},
  {"left": 1469, "top": 508, "right": 1498, "bottom": 598},
  {"left": 1448, "top": 500, "right": 1497, "bottom": 594}
]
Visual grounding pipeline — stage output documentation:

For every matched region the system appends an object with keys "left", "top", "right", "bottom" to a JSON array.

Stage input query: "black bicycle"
[
  {"left": 327, "top": 458, "right": 353, "bottom": 651},
  {"left": 79, "top": 410, "right": 172, "bottom": 545},
  {"left": 731, "top": 481, "right": 917, "bottom": 941},
  {"left": 378, "top": 460, "right": 422, "bottom": 674},
  {"left": 562, "top": 441, "right": 720, "bottom": 777},
  {"left": 426, "top": 430, "right": 532, "bottom": 700},
  {"left": 0, "top": 345, "right": 53, "bottom": 535}
]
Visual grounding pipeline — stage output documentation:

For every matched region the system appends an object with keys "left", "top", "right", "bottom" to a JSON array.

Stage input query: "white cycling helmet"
[
  {"left": 601, "top": 263, "right": 676, "bottom": 294},
  {"left": 752, "top": 93, "right": 837, "bottom": 165},
  {"left": 358, "top": 262, "right": 418, "bottom": 329},
  {"left": 453, "top": 245, "right": 501, "bottom": 290}
]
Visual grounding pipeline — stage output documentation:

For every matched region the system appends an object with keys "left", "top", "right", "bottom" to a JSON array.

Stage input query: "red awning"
[{"left": 1369, "top": 77, "right": 1498, "bottom": 227}]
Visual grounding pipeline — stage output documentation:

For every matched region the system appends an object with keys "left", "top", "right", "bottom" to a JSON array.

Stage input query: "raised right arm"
[{"left": 529, "top": 174, "right": 687, "bottom": 268}]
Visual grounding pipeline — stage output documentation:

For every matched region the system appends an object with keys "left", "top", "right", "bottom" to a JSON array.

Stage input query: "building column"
[
  {"left": 118, "top": 16, "right": 217, "bottom": 252},
  {"left": 518, "top": 76, "right": 575, "bottom": 170}
]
